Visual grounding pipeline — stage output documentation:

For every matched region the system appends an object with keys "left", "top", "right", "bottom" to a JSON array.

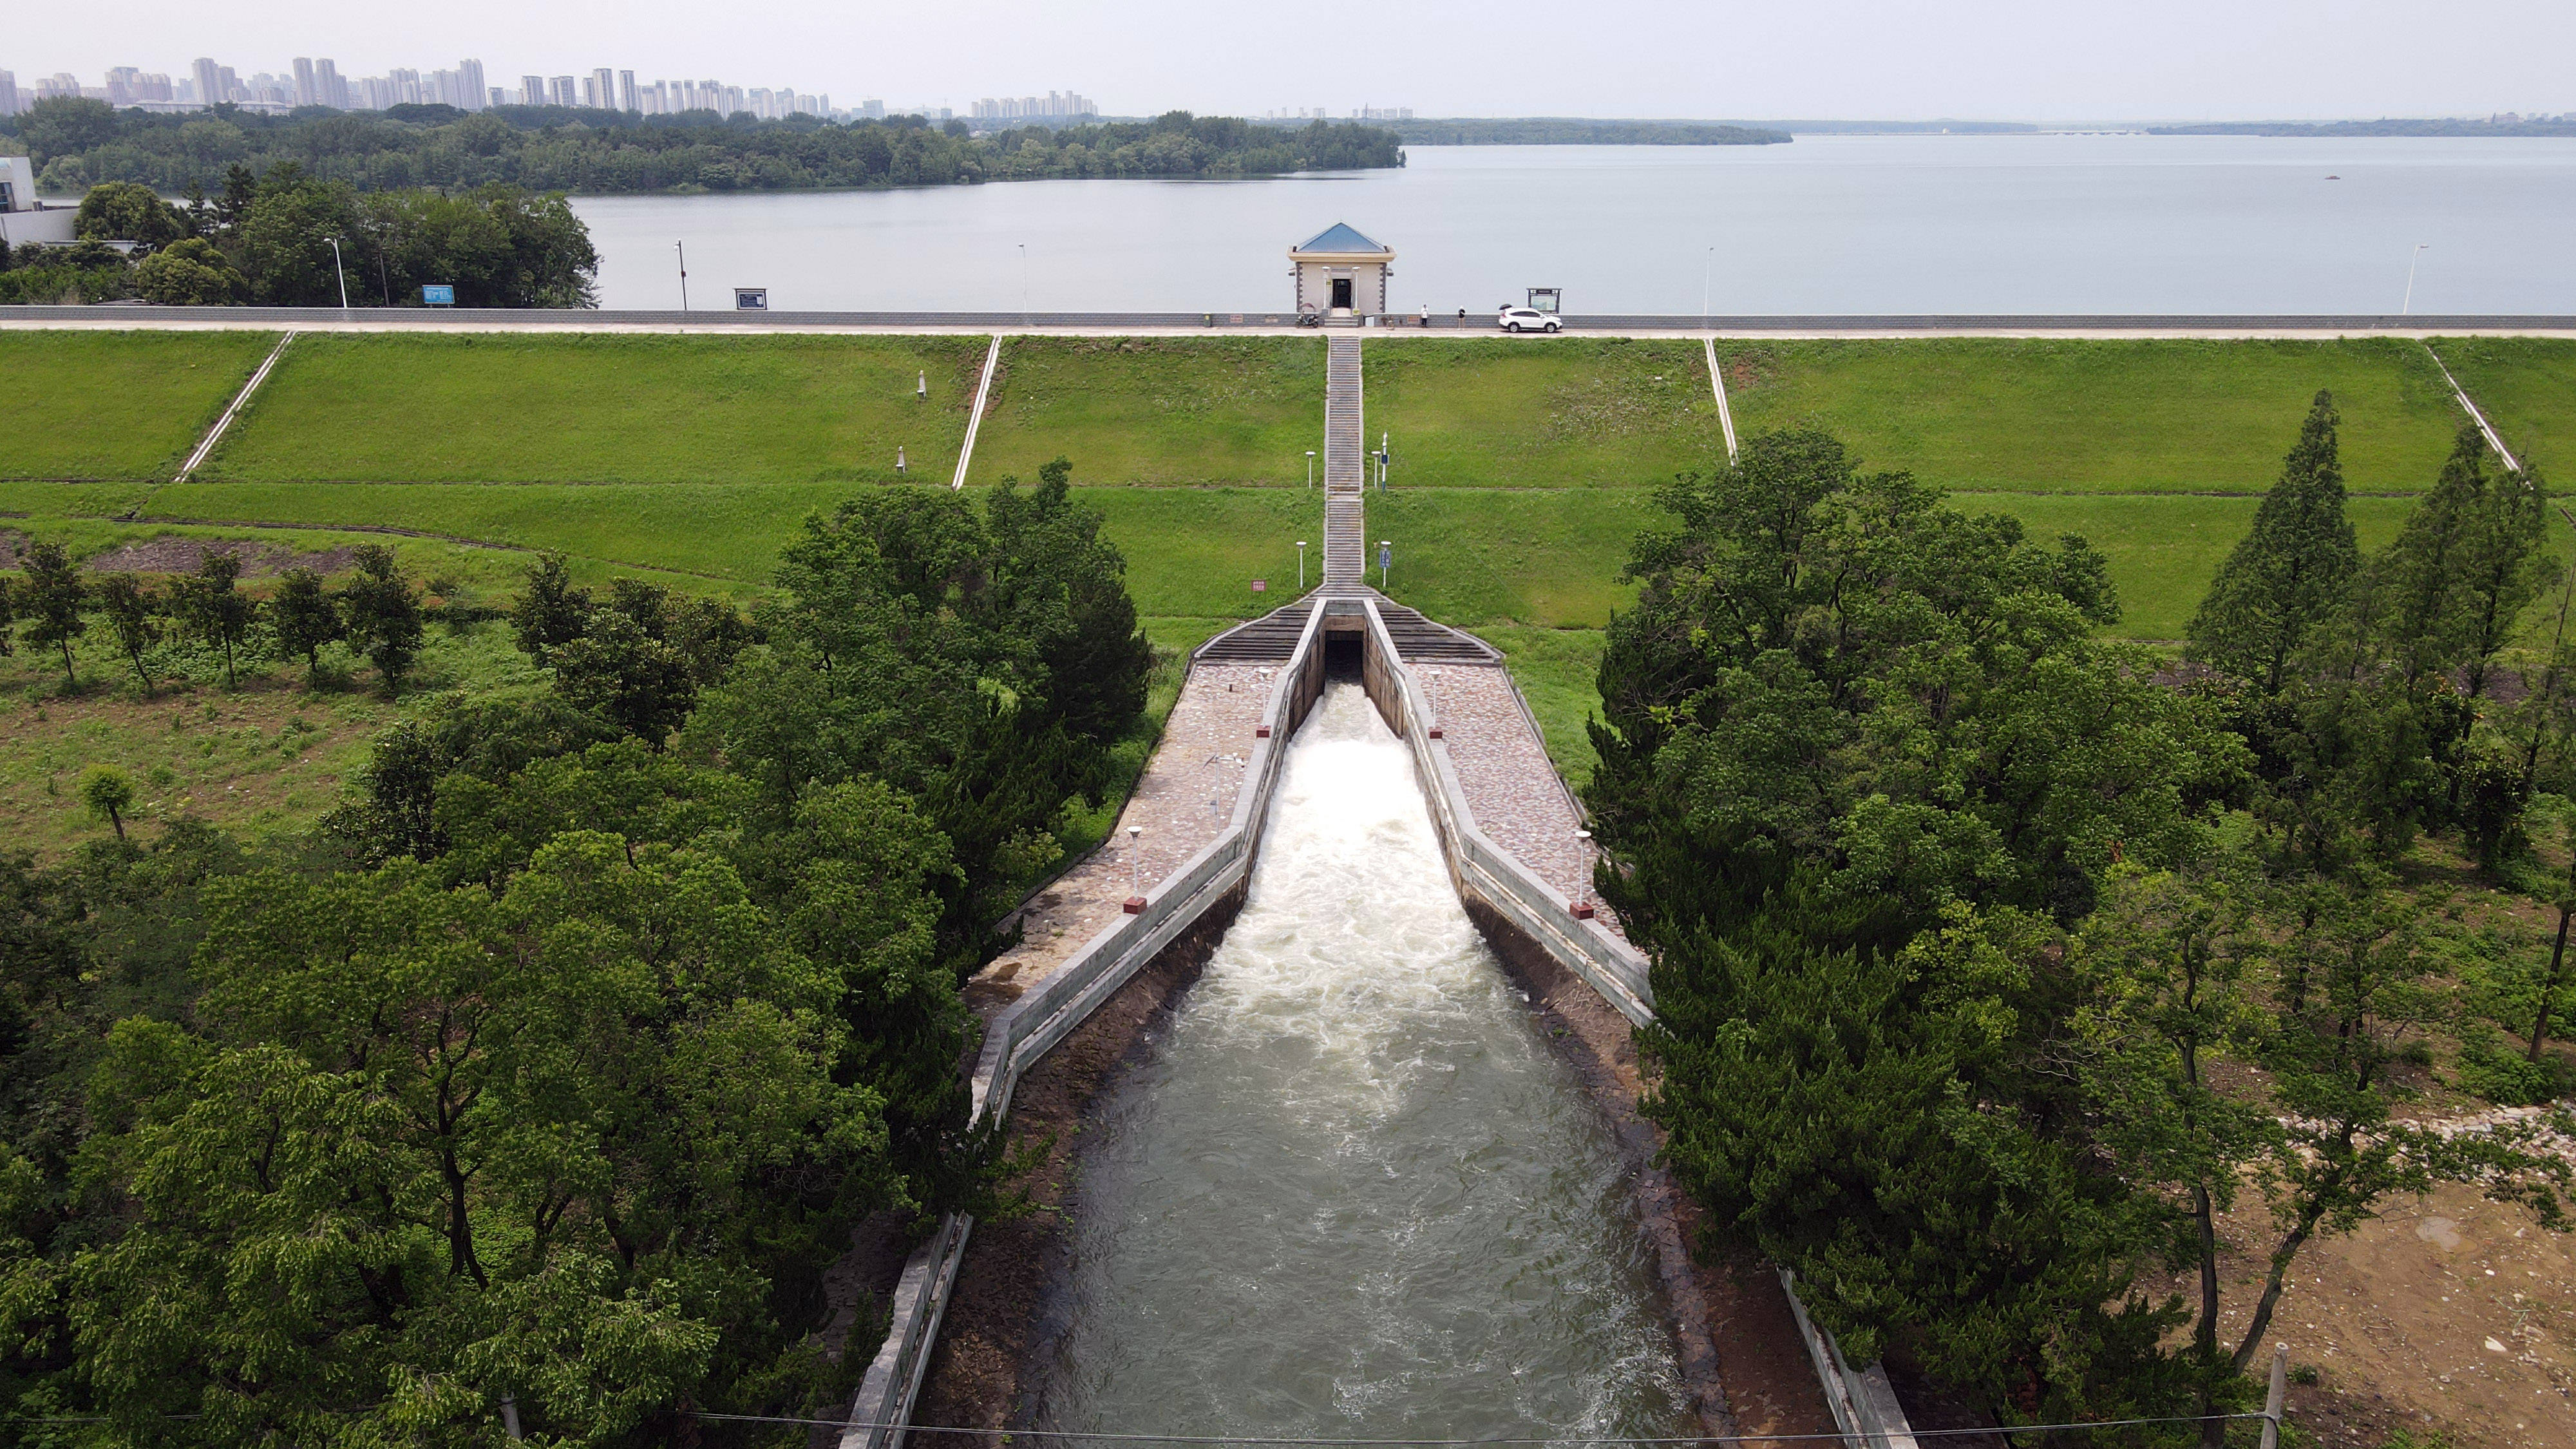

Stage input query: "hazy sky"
[{"left": 8, "top": 0, "right": 2571, "bottom": 121}]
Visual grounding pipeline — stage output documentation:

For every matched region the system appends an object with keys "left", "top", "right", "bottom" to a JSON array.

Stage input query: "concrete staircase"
[
  {"left": 1323, "top": 336, "right": 1365, "bottom": 587},
  {"left": 1193, "top": 601, "right": 1318, "bottom": 663},
  {"left": 1191, "top": 594, "right": 1499, "bottom": 666}
]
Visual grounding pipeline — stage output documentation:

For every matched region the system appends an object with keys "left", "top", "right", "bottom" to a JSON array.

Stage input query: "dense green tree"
[
  {"left": 94, "top": 573, "right": 163, "bottom": 692},
  {"left": 339, "top": 544, "right": 423, "bottom": 693},
  {"left": 550, "top": 611, "right": 701, "bottom": 746},
  {"left": 72, "top": 180, "right": 189, "bottom": 245},
  {"left": 2186, "top": 390, "right": 2361, "bottom": 692},
  {"left": 131, "top": 236, "right": 245, "bottom": 305},
  {"left": 15, "top": 541, "right": 87, "bottom": 688},
  {"left": 511, "top": 551, "right": 593, "bottom": 658},
  {"left": 267, "top": 566, "right": 342, "bottom": 685},
  {"left": 169, "top": 551, "right": 255, "bottom": 688}
]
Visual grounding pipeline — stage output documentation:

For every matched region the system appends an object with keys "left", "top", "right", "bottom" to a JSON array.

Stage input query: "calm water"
[
  {"left": 573, "top": 134, "right": 2576, "bottom": 314},
  {"left": 1037, "top": 685, "right": 1685, "bottom": 1441}
]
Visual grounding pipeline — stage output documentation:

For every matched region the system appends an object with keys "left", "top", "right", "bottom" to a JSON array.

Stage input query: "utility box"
[{"left": 735, "top": 287, "right": 768, "bottom": 311}]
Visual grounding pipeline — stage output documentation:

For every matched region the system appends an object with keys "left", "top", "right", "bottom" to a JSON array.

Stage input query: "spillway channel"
[{"left": 1036, "top": 683, "right": 1689, "bottom": 1441}]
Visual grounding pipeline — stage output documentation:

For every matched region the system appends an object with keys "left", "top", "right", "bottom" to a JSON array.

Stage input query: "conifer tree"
[{"left": 2186, "top": 391, "right": 2360, "bottom": 692}]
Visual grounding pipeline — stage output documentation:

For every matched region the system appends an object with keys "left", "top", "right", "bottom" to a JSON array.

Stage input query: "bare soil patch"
[{"left": 0, "top": 529, "right": 359, "bottom": 576}]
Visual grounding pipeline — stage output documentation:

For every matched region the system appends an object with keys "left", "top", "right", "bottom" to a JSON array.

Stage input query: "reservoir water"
[
  {"left": 1036, "top": 684, "right": 1687, "bottom": 1441},
  {"left": 573, "top": 134, "right": 2576, "bottom": 315}
]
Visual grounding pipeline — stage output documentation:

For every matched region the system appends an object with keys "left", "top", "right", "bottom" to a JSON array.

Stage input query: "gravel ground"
[
  {"left": 967, "top": 663, "right": 1276, "bottom": 1013},
  {"left": 1410, "top": 661, "right": 1618, "bottom": 927}
]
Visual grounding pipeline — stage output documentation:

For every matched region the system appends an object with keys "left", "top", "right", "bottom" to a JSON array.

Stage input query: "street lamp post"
[
  {"left": 676, "top": 240, "right": 688, "bottom": 311},
  {"left": 327, "top": 236, "right": 349, "bottom": 310},
  {"left": 1572, "top": 829, "right": 1597, "bottom": 918},
  {"left": 1305, "top": 450, "right": 1316, "bottom": 489},
  {"left": 1379, "top": 539, "right": 1392, "bottom": 591},
  {"left": 1123, "top": 824, "right": 1145, "bottom": 911},
  {"left": 2402, "top": 243, "right": 2430, "bottom": 316},
  {"left": 1296, "top": 541, "right": 1308, "bottom": 591}
]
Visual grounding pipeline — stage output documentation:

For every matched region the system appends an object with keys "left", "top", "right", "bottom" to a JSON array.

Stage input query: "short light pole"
[
  {"left": 896, "top": 445, "right": 906, "bottom": 475},
  {"left": 1701, "top": 244, "right": 1713, "bottom": 330},
  {"left": 1305, "top": 450, "right": 1316, "bottom": 489},
  {"left": 1019, "top": 242, "right": 1030, "bottom": 328},
  {"left": 2401, "top": 243, "right": 2429, "bottom": 315},
  {"left": 327, "top": 236, "right": 349, "bottom": 309},
  {"left": 676, "top": 240, "right": 688, "bottom": 311},
  {"left": 1571, "top": 829, "right": 1597, "bottom": 919},
  {"left": 916, "top": 370, "right": 927, "bottom": 401},
  {"left": 1296, "top": 540, "right": 1308, "bottom": 590},
  {"left": 1379, "top": 539, "right": 1392, "bottom": 591},
  {"left": 1122, "top": 824, "right": 1145, "bottom": 912}
]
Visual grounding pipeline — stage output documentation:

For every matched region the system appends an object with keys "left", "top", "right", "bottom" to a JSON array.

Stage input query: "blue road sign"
[
  {"left": 1379, "top": 542, "right": 1392, "bottom": 570},
  {"left": 421, "top": 284, "right": 455, "bottom": 306}
]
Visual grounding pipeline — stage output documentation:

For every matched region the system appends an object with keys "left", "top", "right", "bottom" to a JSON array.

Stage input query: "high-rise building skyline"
[{"left": 0, "top": 52, "right": 990, "bottom": 124}]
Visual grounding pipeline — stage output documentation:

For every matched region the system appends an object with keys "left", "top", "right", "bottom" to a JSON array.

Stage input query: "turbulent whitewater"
[{"left": 1037, "top": 684, "right": 1687, "bottom": 1441}]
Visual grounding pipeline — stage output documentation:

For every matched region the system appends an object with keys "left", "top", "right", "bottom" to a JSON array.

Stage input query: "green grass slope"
[
  {"left": 204, "top": 333, "right": 988, "bottom": 485},
  {"left": 0, "top": 330, "right": 279, "bottom": 481},
  {"left": 1716, "top": 337, "right": 2463, "bottom": 495},
  {"left": 1365, "top": 337, "right": 1725, "bottom": 488},
  {"left": 2431, "top": 337, "right": 2576, "bottom": 477},
  {"left": 967, "top": 337, "right": 1324, "bottom": 486}
]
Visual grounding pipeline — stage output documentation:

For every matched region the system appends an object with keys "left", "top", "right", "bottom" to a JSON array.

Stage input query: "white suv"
[{"left": 1497, "top": 307, "right": 1561, "bottom": 334}]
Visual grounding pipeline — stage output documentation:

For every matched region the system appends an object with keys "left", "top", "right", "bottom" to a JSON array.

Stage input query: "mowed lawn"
[
  {"left": 205, "top": 333, "right": 989, "bottom": 484},
  {"left": 2431, "top": 337, "right": 2576, "bottom": 476},
  {"left": 0, "top": 330, "right": 279, "bottom": 481},
  {"left": 967, "top": 337, "right": 1324, "bottom": 486},
  {"left": 1365, "top": 337, "right": 1727, "bottom": 488},
  {"left": 1716, "top": 337, "right": 2465, "bottom": 495}
]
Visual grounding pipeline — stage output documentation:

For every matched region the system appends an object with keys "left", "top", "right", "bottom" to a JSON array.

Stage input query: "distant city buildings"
[
  {"left": 970, "top": 91, "right": 1097, "bottom": 122},
  {"left": 1264, "top": 106, "right": 1413, "bottom": 121},
  {"left": 0, "top": 53, "right": 1067, "bottom": 124}
]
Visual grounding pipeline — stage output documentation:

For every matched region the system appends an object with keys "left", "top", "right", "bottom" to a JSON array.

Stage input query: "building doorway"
[{"left": 1330, "top": 276, "right": 1354, "bottom": 310}]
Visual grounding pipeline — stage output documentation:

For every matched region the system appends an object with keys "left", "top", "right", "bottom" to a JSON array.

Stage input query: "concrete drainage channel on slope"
[{"left": 843, "top": 597, "right": 1921, "bottom": 1449}]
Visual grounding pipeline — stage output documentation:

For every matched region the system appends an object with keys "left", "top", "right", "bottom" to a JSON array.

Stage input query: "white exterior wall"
[{"left": 1293, "top": 256, "right": 1390, "bottom": 316}]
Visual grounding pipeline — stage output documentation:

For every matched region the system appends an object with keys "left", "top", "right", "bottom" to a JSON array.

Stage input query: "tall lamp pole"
[
  {"left": 1297, "top": 540, "right": 1308, "bottom": 591},
  {"left": 1305, "top": 450, "right": 1316, "bottom": 488},
  {"left": 327, "top": 236, "right": 349, "bottom": 310},
  {"left": 2401, "top": 243, "right": 2429, "bottom": 316},
  {"left": 676, "top": 240, "right": 688, "bottom": 311}
]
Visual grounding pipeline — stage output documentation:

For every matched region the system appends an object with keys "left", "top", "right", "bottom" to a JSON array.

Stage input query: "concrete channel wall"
[
  {"left": 1356, "top": 601, "right": 1920, "bottom": 1449},
  {"left": 848, "top": 600, "right": 1911, "bottom": 1449},
  {"left": 840, "top": 603, "right": 1329, "bottom": 1449}
]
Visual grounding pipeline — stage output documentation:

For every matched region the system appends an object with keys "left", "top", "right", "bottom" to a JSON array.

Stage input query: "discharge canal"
[{"left": 1036, "top": 683, "right": 1689, "bottom": 1442}]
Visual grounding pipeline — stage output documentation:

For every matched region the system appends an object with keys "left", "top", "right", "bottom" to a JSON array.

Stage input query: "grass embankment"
[
  {"left": 967, "top": 337, "right": 1323, "bottom": 486},
  {"left": 1364, "top": 337, "right": 1726, "bottom": 489},
  {"left": 1717, "top": 337, "right": 2466, "bottom": 495},
  {"left": 2430, "top": 336, "right": 2576, "bottom": 476},
  {"left": 204, "top": 333, "right": 989, "bottom": 484},
  {"left": 0, "top": 330, "right": 278, "bottom": 481}
]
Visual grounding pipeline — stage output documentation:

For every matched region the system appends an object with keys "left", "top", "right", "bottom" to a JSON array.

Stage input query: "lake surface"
[
  {"left": 573, "top": 134, "right": 2576, "bottom": 316},
  {"left": 1036, "top": 684, "right": 1687, "bottom": 1443}
]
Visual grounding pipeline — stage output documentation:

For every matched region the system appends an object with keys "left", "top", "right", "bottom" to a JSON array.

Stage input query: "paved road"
[{"left": 5, "top": 305, "right": 2573, "bottom": 340}]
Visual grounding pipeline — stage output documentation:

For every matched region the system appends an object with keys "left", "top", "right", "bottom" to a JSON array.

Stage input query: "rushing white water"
[{"left": 1038, "top": 684, "right": 1686, "bottom": 1443}]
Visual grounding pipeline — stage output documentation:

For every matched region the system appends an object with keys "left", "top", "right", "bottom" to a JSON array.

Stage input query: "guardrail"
[
  {"left": 1781, "top": 1270, "right": 1922, "bottom": 1449},
  {"left": 5, "top": 303, "right": 2573, "bottom": 332},
  {"left": 840, "top": 602, "right": 1329, "bottom": 1449}
]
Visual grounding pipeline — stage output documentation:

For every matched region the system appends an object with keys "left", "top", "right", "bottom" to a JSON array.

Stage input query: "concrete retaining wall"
[
  {"left": 1356, "top": 601, "right": 1918, "bottom": 1449},
  {"left": 840, "top": 602, "right": 1329, "bottom": 1449}
]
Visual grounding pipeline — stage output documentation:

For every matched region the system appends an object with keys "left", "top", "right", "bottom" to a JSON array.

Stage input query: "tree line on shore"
[
  {"left": 0, "top": 161, "right": 596, "bottom": 307},
  {"left": 1589, "top": 402, "right": 2575, "bottom": 1441},
  {"left": 0, "top": 466, "right": 1153, "bottom": 1444},
  {"left": 5, "top": 96, "right": 1403, "bottom": 198}
]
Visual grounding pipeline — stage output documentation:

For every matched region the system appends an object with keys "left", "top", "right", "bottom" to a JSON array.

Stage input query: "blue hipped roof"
[{"left": 1293, "top": 222, "right": 1390, "bottom": 254}]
